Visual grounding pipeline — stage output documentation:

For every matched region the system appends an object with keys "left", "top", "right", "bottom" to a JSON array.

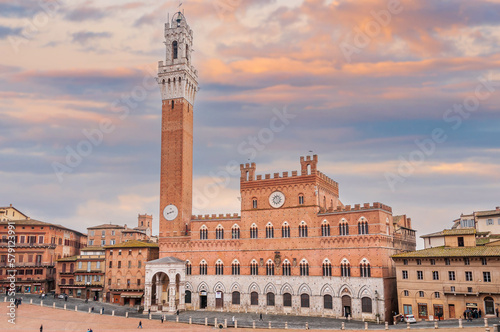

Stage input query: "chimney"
[
  {"left": 124, "top": 224, "right": 127, "bottom": 229},
  {"left": 10, "top": 203, "right": 12, "bottom": 207}
]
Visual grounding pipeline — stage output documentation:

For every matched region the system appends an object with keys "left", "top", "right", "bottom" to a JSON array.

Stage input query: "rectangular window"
[
  {"left": 112, "top": 230, "right": 115, "bottom": 235},
  {"left": 403, "top": 304, "right": 412, "bottom": 315},
  {"left": 96, "top": 261, "right": 100, "bottom": 269},
  {"left": 416, "top": 259, "right": 421, "bottom": 265},
  {"left": 434, "top": 292, "right": 440, "bottom": 298},
  {"left": 101, "top": 230, "right": 105, "bottom": 236},
  {"left": 486, "top": 218, "right": 493, "bottom": 225},
  {"left": 465, "top": 271, "right": 473, "bottom": 281},
  {"left": 430, "top": 259, "right": 435, "bottom": 265},
  {"left": 464, "top": 257, "right": 470, "bottom": 265},
  {"left": 417, "top": 271, "right": 423, "bottom": 280},
  {"left": 101, "top": 240, "right": 105, "bottom": 246},
  {"left": 445, "top": 258, "right": 450, "bottom": 265},
  {"left": 137, "top": 279, "right": 141, "bottom": 286},
  {"left": 403, "top": 259, "right": 408, "bottom": 265},
  {"left": 118, "top": 261, "right": 121, "bottom": 268},
  {"left": 38, "top": 236, "right": 44, "bottom": 244},
  {"left": 128, "top": 261, "right": 131, "bottom": 268},
  {"left": 109, "top": 261, "right": 112, "bottom": 268},
  {"left": 458, "top": 237, "right": 464, "bottom": 247},
  {"left": 483, "top": 271, "right": 491, "bottom": 282},
  {"left": 451, "top": 286, "right": 455, "bottom": 292},
  {"left": 402, "top": 270, "right": 408, "bottom": 279},
  {"left": 467, "top": 287, "right": 473, "bottom": 293},
  {"left": 449, "top": 271, "right": 455, "bottom": 281},
  {"left": 432, "top": 271, "right": 439, "bottom": 280},
  {"left": 91, "top": 231, "right": 95, "bottom": 236},
  {"left": 419, "top": 291, "right": 424, "bottom": 297},
  {"left": 87, "top": 262, "right": 91, "bottom": 272},
  {"left": 138, "top": 261, "right": 142, "bottom": 268},
  {"left": 78, "top": 261, "right": 82, "bottom": 269},
  {"left": 482, "top": 258, "right": 487, "bottom": 265},
  {"left": 404, "top": 290, "right": 409, "bottom": 296}
]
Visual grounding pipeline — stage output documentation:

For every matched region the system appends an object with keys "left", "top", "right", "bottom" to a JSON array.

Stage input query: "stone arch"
[
  {"left": 280, "top": 283, "right": 294, "bottom": 295},
  {"left": 213, "top": 281, "right": 226, "bottom": 293},
  {"left": 358, "top": 285, "right": 372, "bottom": 299},
  {"left": 320, "top": 284, "right": 335, "bottom": 296},
  {"left": 359, "top": 257, "right": 370, "bottom": 264},
  {"left": 185, "top": 281, "right": 193, "bottom": 291},
  {"left": 358, "top": 216, "right": 367, "bottom": 221},
  {"left": 197, "top": 281, "right": 209, "bottom": 292},
  {"left": 264, "top": 282, "right": 277, "bottom": 294},
  {"left": 338, "top": 284, "right": 354, "bottom": 297},
  {"left": 298, "top": 283, "right": 312, "bottom": 295},
  {"left": 248, "top": 282, "right": 260, "bottom": 294},
  {"left": 230, "top": 282, "right": 241, "bottom": 293}
]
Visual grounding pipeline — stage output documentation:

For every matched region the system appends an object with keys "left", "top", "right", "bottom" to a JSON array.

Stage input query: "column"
[
  {"left": 156, "top": 274, "right": 163, "bottom": 310},
  {"left": 144, "top": 282, "right": 152, "bottom": 311},
  {"left": 169, "top": 285, "right": 176, "bottom": 313}
]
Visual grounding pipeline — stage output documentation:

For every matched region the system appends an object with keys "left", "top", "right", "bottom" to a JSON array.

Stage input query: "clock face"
[
  {"left": 269, "top": 191, "right": 285, "bottom": 208},
  {"left": 163, "top": 204, "right": 179, "bottom": 221}
]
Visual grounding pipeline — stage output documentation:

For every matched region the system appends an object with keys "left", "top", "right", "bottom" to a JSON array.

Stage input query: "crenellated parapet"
[
  {"left": 191, "top": 213, "right": 240, "bottom": 221},
  {"left": 320, "top": 202, "right": 393, "bottom": 214}
]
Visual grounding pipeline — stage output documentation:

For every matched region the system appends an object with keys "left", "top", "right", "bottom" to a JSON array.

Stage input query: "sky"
[{"left": 1, "top": 0, "right": 499, "bottom": 248}]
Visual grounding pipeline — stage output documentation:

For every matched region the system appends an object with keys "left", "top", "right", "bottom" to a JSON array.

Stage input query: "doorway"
[
  {"left": 215, "top": 291, "right": 224, "bottom": 308},
  {"left": 484, "top": 297, "right": 494, "bottom": 315},
  {"left": 342, "top": 295, "right": 351, "bottom": 318},
  {"left": 448, "top": 304, "right": 455, "bottom": 319},
  {"left": 200, "top": 293, "right": 207, "bottom": 309},
  {"left": 418, "top": 304, "right": 428, "bottom": 319}
]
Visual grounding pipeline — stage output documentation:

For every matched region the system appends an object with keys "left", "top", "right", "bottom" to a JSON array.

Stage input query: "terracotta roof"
[
  {"left": 475, "top": 209, "right": 500, "bottom": 217},
  {"left": 104, "top": 240, "right": 158, "bottom": 249},
  {"left": 122, "top": 229, "right": 145, "bottom": 233},
  {"left": 80, "top": 246, "right": 104, "bottom": 251},
  {"left": 0, "top": 219, "right": 86, "bottom": 237},
  {"left": 443, "top": 229, "right": 476, "bottom": 235},
  {"left": 420, "top": 230, "right": 444, "bottom": 238},
  {"left": 87, "top": 224, "right": 125, "bottom": 230},
  {"left": 392, "top": 246, "right": 500, "bottom": 258}
]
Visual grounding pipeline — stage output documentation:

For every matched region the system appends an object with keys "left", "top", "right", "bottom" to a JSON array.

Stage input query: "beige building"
[
  {"left": 0, "top": 204, "right": 29, "bottom": 221},
  {"left": 393, "top": 229, "right": 500, "bottom": 320}
]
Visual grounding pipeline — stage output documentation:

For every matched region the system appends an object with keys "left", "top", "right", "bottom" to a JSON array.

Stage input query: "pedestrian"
[
  {"left": 496, "top": 307, "right": 499, "bottom": 318},
  {"left": 91, "top": 306, "right": 94, "bottom": 313},
  {"left": 232, "top": 316, "right": 235, "bottom": 323},
  {"left": 148, "top": 308, "right": 151, "bottom": 315},
  {"left": 259, "top": 313, "right": 263, "bottom": 321},
  {"left": 161, "top": 315, "right": 164, "bottom": 323},
  {"left": 176, "top": 309, "right": 179, "bottom": 316},
  {"left": 478, "top": 308, "right": 482, "bottom": 318},
  {"left": 90, "top": 329, "right": 93, "bottom": 332},
  {"left": 40, "top": 324, "right": 43, "bottom": 332},
  {"left": 138, "top": 320, "right": 143, "bottom": 328},
  {"left": 101, "top": 307, "right": 104, "bottom": 314}
]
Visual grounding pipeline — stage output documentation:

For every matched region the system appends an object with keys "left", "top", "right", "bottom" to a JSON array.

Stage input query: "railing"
[{"left": 443, "top": 285, "right": 500, "bottom": 294}]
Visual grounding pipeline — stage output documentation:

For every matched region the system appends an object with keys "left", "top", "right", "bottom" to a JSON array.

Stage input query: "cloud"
[
  {"left": 71, "top": 31, "right": 112, "bottom": 45},
  {"left": 0, "top": 25, "right": 22, "bottom": 39},
  {"left": 64, "top": 3, "right": 106, "bottom": 22}
]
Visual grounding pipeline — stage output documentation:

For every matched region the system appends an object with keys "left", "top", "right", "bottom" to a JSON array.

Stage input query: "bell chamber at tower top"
[{"left": 157, "top": 11, "right": 199, "bottom": 105}]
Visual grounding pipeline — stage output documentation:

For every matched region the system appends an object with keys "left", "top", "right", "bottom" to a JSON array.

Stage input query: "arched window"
[
  {"left": 186, "top": 44, "right": 189, "bottom": 61},
  {"left": 324, "top": 294, "right": 333, "bottom": 309},
  {"left": 358, "top": 218, "right": 369, "bottom": 235},
  {"left": 200, "top": 225, "right": 208, "bottom": 240},
  {"left": 216, "top": 225, "right": 224, "bottom": 240},
  {"left": 185, "top": 290, "right": 192, "bottom": 303},
  {"left": 300, "top": 259, "right": 309, "bottom": 276},
  {"left": 61, "top": 278, "right": 66, "bottom": 285},
  {"left": 339, "top": 219, "right": 349, "bottom": 236},
  {"left": 323, "top": 259, "right": 332, "bottom": 277},
  {"left": 215, "top": 260, "right": 224, "bottom": 275},
  {"left": 171, "top": 100, "right": 174, "bottom": 109},
  {"left": 250, "top": 260, "right": 259, "bottom": 275},
  {"left": 360, "top": 259, "right": 371, "bottom": 277},
  {"left": 301, "top": 294, "right": 310, "bottom": 308},
  {"left": 250, "top": 224, "right": 258, "bottom": 239},
  {"left": 266, "top": 292, "right": 275, "bottom": 306},
  {"left": 361, "top": 297, "right": 372, "bottom": 313},
  {"left": 282, "top": 259, "right": 291, "bottom": 276},
  {"left": 232, "top": 291, "right": 240, "bottom": 305},
  {"left": 321, "top": 221, "right": 330, "bottom": 236},
  {"left": 266, "top": 260, "right": 275, "bottom": 276},
  {"left": 231, "top": 260, "right": 240, "bottom": 275},
  {"left": 69, "top": 279, "right": 74, "bottom": 285},
  {"left": 231, "top": 224, "right": 240, "bottom": 239},
  {"left": 282, "top": 222, "right": 290, "bottom": 238},
  {"left": 266, "top": 223, "right": 274, "bottom": 238},
  {"left": 341, "top": 258, "right": 351, "bottom": 277},
  {"left": 299, "top": 221, "right": 308, "bottom": 237},
  {"left": 199, "top": 260, "right": 207, "bottom": 275},
  {"left": 172, "top": 41, "right": 178, "bottom": 59},
  {"left": 62, "top": 263, "right": 66, "bottom": 273},
  {"left": 298, "top": 194, "right": 304, "bottom": 205},
  {"left": 250, "top": 292, "right": 259, "bottom": 306},
  {"left": 283, "top": 293, "right": 292, "bottom": 307},
  {"left": 252, "top": 198, "right": 257, "bottom": 209},
  {"left": 186, "top": 261, "right": 192, "bottom": 275}
]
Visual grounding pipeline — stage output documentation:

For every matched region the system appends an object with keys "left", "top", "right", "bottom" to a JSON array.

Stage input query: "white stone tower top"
[{"left": 158, "top": 11, "right": 198, "bottom": 105}]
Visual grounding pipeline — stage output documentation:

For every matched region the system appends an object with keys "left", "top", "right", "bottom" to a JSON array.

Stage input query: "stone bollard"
[
  {"left": 434, "top": 321, "right": 438, "bottom": 329},
  {"left": 189, "top": 317, "right": 192, "bottom": 324},
  {"left": 176, "top": 316, "right": 179, "bottom": 322},
  {"left": 225, "top": 319, "right": 227, "bottom": 328},
  {"left": 215, "top": 318, "right": 217, "bottom": 327},
  {"left": 485, "top": 328, "right": 490, "bottom": 332},
  {"left": 305, "top": 322, "right": 308, "bottom": 330},
  {"left": 459, "top": 318, "right": 463, "bottom": 328},
  {"left": 407, "top": 322, "right": 410, "bottom": 329},
  {"left": 126, "top": 312, "right": 129, "bottom": 318},
  {"left": 253, "top": 320, "right": 256, "bottom": 329},
  {"left": 112, "top": 310, "right": 115, "bottom": 316},
  {"left": 30, "top": 299, "right": 33, "bottom": 304},
  {"left": 365, "top": 322, "right": 368, "bottom": 330},
  {"left": 149, "top": 314, "right": 151, "bottom": 320},
  {"left": 269, "top": 321, "right": 272, "bottom": 329},
  {"left": 342, "top": 322, "right": 345, "bottom": 330},
  {"left": 4, "top": 296, "right": 6, "bottom": 302},
  {"left": 53, "top": 303, "right": 56, "bottom": 309},
  {"left": 385, "top": 322, "right": 389, "bottom": 330},
  {"left": 40, "top": 300, "right": 43, "bottom": 306},
  {"left": 493, "top": 324, "right": 498, "bottom": 332},
  {"left": 64, "top": 304, "right": 66, "bottom": 310},
  {"left": 285, "top": 321, "right": 288, "bottom": 329},
  {"left": 235, "top": 320, "right": 238, "bottom": 329},
  {"left": 205, "top": 317, "right": 208, "bottom": 326},
  {"left": 485, "top": 318, "right": 489, "bottom": 327},
  {"left": 75, "top": 305, "right": 77, "bottom": 312},
  {"left": 88, "top": 308, "right": 91, "bottom": 313}
]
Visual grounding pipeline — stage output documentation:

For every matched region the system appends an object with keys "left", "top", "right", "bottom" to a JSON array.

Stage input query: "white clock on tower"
[
  {"left": 269, "top": 191, "right": 285, "bottom": 208},
  {"left": 163, "top": 204, "right": 179, "bottom": 221}
]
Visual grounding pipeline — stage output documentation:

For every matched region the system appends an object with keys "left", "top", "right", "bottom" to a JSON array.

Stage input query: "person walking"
[
  {"left": 138, "top": 321, "right": 143, "bottom": 328},
  {"left": 40, "top": 324, "right": 43, "bottom": 332},
  {"left": 478, "top": 308, "right": 482, "bottom": 318},
  {"left": 176, "top": 309, "right": 179, "bottom": 317},
  {"left": 496, "top": 307, "right": 499, "bottom": 318},
  {"left": 259, "top": 313, "right": 263, "bottom": 321},
  {"left": 161, "top": 315, "right": 164, "bottom": 323},
  {"left": 148, "top": 308, "right": 151, "bottom": 316}
]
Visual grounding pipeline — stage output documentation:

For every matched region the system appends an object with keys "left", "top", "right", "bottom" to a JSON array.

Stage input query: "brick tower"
[{"left": 158, "top": 11, "right": 198, "bottom": 240}]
